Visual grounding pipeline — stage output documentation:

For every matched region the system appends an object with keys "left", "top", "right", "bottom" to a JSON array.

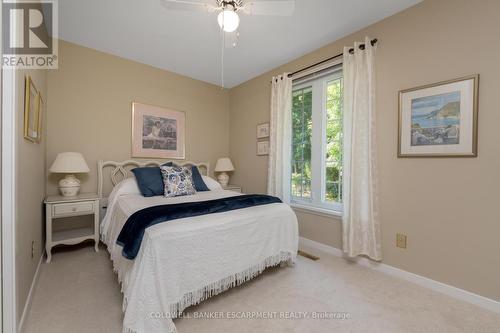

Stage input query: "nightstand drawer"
[
  {"left": 53, "top": 201, "right": 94, "bottom": 217},
  {"left": 223, "top": 185, "right": 242, "bottom": 193}
]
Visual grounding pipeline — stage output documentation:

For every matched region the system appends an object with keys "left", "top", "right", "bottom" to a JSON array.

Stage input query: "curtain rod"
[
  {"left": 288, "top": 38, "right": 377, "bottom": 78},
  {"left": 271, "top": 38, "right": 378, "bottom": 82}
]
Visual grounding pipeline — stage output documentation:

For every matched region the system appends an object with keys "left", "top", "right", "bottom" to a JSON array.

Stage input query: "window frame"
[{"left": 290, "top": 70, "right": 344, "bottom": 214}]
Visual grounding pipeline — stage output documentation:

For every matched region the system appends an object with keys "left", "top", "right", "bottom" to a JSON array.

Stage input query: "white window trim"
[
  {"left": 289, "top": 70, "right": 344, "bottom": 214},
  {"left": 291, "top": 203, "right": 342, "bottom": 219}
]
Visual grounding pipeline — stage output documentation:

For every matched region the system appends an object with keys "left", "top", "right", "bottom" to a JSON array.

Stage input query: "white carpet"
[{"left": 22, "top": 243, "right": 500, "bottom": 333}]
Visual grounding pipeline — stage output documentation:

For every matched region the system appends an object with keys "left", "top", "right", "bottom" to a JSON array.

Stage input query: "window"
[{"left": 290, "top": 69, "right": 343, "bottom": 212}]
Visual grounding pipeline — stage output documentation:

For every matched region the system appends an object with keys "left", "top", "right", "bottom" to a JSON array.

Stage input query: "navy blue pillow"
[
  {"left": 131, "top": 162, "right": 173, "bottom": 197},
  {"left": 191, "top": 166, "right": 210, "bottom": 191}
]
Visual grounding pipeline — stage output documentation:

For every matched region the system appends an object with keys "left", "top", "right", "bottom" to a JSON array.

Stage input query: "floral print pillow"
[{"left": 160, "top": 166, "right": 196, "bottom": 198}]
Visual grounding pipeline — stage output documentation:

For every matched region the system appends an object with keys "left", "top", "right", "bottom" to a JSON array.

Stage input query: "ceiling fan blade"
[
  {"left": 160, "top": 0, "right": 219, "bottom": 13},
  {"left": 240, "top": 0, "right": 295, "bottom": 16}
]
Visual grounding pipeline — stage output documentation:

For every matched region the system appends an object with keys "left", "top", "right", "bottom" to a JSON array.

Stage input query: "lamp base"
[
  {"left": 58, "top": 174, "right": 81, "bottom": 197},
  {"left": 217, "top": 172, "right": 229, "bottom": 187}
]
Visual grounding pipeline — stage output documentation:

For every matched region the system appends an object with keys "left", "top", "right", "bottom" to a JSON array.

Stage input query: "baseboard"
[
  {"left": 299, "top": 236, "right": 500, "bottom": 314},
  {"left": 18, "top": 255, "right": 43, "bottom": 333},
  {"left": 299, "top": 237, "right": 344, "bottom": 257}
]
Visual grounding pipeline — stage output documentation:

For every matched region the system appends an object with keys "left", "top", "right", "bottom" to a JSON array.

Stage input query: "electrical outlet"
[
  {"left": 31, "top": 240, "right": 35, "bottom": 258},
  {"left": 396, "top": 233, "right": 407, "bottom": 249}
]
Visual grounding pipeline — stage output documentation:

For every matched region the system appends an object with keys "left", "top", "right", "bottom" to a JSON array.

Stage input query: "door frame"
[
  {"left": 2, "top": 67, "right": 18, "bottom": 333},
  {"left": 2, "top": 1, "right": 19, "bottom": 330}
]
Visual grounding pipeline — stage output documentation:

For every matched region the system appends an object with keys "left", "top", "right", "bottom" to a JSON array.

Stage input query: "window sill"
[{"left": 291, "top": 203, "right": 342, "bottom": 219}]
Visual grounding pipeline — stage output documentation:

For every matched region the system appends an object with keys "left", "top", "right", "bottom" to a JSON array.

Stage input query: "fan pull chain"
[
  {"left": 221, "top": 11, "right": 225, "bottom": 89},
  {"left": 221, "top": 31, "right": 225, "bottom": 89}
]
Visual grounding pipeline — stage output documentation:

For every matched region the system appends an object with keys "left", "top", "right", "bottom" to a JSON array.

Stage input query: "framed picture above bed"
[
  {"left": 398, "top": 75, "right": 479, "bottom": 157},
  {"left": 132, "top": 102, "right": 186, "bottom": 159}
]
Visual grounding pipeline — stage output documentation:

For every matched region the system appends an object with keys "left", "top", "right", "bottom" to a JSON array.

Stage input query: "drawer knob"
[{"left": 72, "top": 207, "right": 77, "bottom": 212}]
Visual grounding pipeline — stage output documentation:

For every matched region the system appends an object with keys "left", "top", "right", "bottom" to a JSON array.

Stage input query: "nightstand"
[
  {"left": 223, "top": 185, "right": 242, "bottom": 193},
  {"left": 44, "top": 193, "right": 100, "bottom": 263}
]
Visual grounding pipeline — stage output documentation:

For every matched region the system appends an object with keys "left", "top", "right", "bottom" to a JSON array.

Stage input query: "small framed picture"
[
  {"left": 398, "top": 75, "right": 479, "bottom": 157},
  {"left": 257, "top": 141, "right": 269, "bottom": 156},
  {"left": 24, "top": 76, "right": 42, "bottom": 143},
  {"left": 256, "top": 122, "right": 270, "bottom": 139},
  {"left": 36, "top": 92, "right": 44, "bottom": 143}
]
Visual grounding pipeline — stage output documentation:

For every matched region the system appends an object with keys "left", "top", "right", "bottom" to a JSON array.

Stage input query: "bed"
[{"left": 98, "top": 160, "right": 299, "bottom": 333}]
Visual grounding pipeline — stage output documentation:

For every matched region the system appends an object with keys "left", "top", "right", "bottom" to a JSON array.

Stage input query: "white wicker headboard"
[{"left": 97, "top": 159, "right": 210, "bottom": 198}]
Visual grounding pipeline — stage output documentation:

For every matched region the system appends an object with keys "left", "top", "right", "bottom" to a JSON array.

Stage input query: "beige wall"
[
  {"left": 294, "top": 209, "right": 342, "bottom": 249},
  {"left": 228, "top": 0, "right": 500, "bottom": 301},
  {"left": 16, "top": 69, "right": 47, "bottom": 323},
  {"left": 46, "top": 41, "right": 230, "bottom": 195}
]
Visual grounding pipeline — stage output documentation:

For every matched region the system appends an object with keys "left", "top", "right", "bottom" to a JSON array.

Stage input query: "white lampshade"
[
  {"left": 49, "top": 152, "right": 90, "bottom": 173},
  {"left": 215, "top": 157, "right": 235, "bottom": 172},
  {"left": 217, "top": 10, "right": 240, "bottom": 32}
]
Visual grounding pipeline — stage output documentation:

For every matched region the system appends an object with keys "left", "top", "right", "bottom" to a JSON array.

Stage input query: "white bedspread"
[{"left": 101, "top": 189, "right": 298, "bottom": 333}]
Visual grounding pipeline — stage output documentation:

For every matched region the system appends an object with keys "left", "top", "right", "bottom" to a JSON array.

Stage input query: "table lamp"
[
  {"left": 49, "top": 152, "right": 90, "bottom": 197},
  {"left": 214, "top": 157, "right": 234, "bottom": 187}
]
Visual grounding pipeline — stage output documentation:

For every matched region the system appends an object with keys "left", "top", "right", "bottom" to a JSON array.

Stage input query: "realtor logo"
[{"left": 2, "top": 0, "right": 58, "bottom": 69}]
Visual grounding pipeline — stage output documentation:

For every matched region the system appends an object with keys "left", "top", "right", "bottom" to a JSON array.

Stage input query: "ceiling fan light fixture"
[{"left": 217, "top": 9, "right": 240, "bottom": 32}]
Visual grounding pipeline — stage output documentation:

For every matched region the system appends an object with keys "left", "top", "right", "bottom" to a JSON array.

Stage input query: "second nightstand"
[
  {"left": 222, "top": 185, "right": 242, "bottom": 193},
  {"left": 44, "top": 193, "right": 100, "bottom": 263}
]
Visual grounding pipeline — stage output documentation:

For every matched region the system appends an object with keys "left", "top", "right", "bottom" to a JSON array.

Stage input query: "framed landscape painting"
[
  {"left": 398, "top": 75, "right": 479, "bottom": 157},
  {"left": 132, "top": 102, "right": 185, "bottom": 159}
]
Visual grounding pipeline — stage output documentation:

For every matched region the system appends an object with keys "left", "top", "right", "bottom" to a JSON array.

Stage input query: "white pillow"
[
  {"left": 202, "top": 175, "right": 222, "bottom": 191},
  {"left": 101, "top": 177, "right": 141, "bottom": 240},
  {"left": 106, "top": 177, "right": 141, "bottom": 210},
  {"left": 112, "top": 177, "right": 141, "bottom": 197}
]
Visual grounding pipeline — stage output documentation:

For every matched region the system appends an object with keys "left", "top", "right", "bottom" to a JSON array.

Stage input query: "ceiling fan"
[
  {"left": 160, "top": 0, "right": 295, "bottom": 33},
  {"left": 160, "top": 0, "right": 296, "bottom": 87}
]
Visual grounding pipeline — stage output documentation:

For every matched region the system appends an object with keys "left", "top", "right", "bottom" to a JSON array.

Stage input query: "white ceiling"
[{"left": 59, "top": 0, "right": 421, "bottom": 88}]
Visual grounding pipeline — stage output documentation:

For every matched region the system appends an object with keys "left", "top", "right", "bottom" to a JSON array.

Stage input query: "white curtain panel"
[
  {"left": 267, "top": 74, "right": 292, "bottom": 203},
  {"left": 342, "top": 37, "right": 382, "bottom": 261}
]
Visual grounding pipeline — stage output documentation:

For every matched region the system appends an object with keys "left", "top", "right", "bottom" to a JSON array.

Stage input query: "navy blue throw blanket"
[{"left": 117, "top": 194, "right": 282, "bottom": 259}]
